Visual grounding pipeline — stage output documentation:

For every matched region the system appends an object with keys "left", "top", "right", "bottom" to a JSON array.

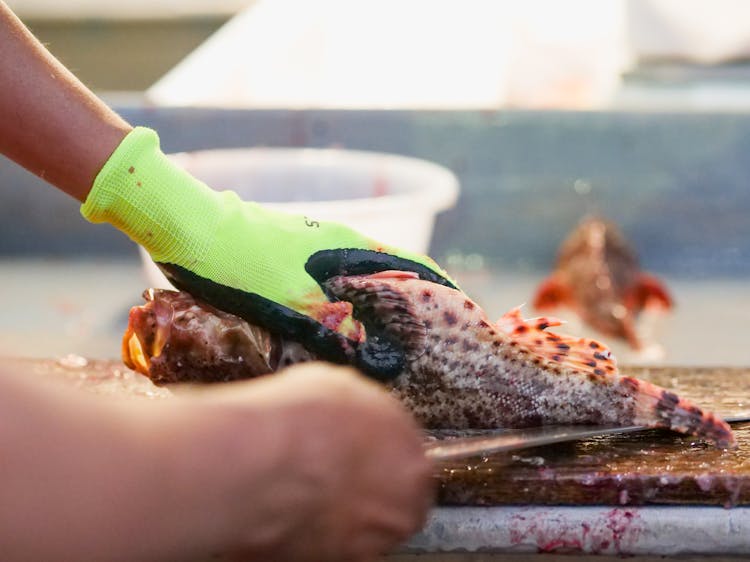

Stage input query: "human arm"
[
  {"left": 0, "top": 362, "right": 432, "bottom": 561},
  {"left": 0, "top": 5, "right": 437, "bottom": 557},
  {"left": 0, "top": 0, "right": 130, "bottom": 201}
]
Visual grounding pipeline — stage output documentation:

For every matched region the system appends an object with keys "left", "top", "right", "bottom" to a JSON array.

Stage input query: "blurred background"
[{"left": 2, "top": 0, "right": 750, "bottom": 365}]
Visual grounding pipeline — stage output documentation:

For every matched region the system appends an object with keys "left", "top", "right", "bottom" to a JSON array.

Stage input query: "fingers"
[
  {"left": 221, "top": 363, "right": 434, "bottom": 561},
  {"left": 346, "top": 443, "right": 434, "bottom": 556}
]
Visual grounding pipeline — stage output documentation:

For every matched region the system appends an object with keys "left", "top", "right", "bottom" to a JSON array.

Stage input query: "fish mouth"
[
  {"left": 123, "top": 329, "right": 149, "bottom": 374},
  {"left": 122, "top": 289, "right": 172, "bottom": 376}
]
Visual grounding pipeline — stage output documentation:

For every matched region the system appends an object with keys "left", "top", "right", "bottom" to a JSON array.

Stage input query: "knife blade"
[{"left": 424, "top": 414, "right": 750, "bottom": 461}]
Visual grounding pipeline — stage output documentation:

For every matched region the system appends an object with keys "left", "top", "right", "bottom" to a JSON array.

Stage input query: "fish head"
[
  {"left": 123, "top": 289, "right": 286, "bottom": 384},
  {"left": 534, "top": 266, "right": 642, "bottom": 348},
  {"left": 555, "top": 218, "right": 640, "bottom": 301},
  {"left": 557, "top": 217, "right": 637, "bottom": 268}
]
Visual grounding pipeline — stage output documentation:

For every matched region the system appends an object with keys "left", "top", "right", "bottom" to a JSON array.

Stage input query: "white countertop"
[{"left": 403, "top": 505, "right": 750, "bottom": 557}]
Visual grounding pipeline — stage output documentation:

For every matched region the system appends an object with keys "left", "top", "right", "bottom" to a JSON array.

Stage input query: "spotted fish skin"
[{"left": 324, "top": 271, "right": 735, "bottom": 448}]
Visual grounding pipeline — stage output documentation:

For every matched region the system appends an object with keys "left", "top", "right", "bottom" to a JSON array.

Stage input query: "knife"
[{"left": 424, "top": 414, "right": 750, "bottom": 461}]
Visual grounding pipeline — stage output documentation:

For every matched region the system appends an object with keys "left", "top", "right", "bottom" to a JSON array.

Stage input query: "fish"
[
  {"left": 324, "top": 270, "right": 732, "bottom": 447},
  {"left": 123, "top": 289, "right": 314, "bottom": 385},
  {"left": 122, "top": 275, "right": 735, "bottom": 448},
  {"left": 533, "top": 217, "right": 673, "bottom": 350}
]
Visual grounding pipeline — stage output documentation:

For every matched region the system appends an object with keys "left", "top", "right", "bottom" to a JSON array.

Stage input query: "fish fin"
[
  {"left": 619, "top": 376, "right": 736, "bottom": 448},
  {"left": 496, "top": 306, "right": 565, "bottom": 333},
  {"left": 496, "top": 305, "right": 619, "bottom": 376},
  {"left": 625, "top": 273, "right": 673, "bottom": 311},
  {"left": 532, "top": 275, "right": 570, "bottom": 310},
  {"left": 323, "top": 273, "right": 428, "bottom": 381}
]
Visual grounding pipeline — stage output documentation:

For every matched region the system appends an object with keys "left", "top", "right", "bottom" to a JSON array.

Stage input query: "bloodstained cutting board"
[
  {"left": 435, "top": 366, "right": 750, "bottom": 507},
  {"left": 7, "top": 358, "right": 750, "bottom": 507}
]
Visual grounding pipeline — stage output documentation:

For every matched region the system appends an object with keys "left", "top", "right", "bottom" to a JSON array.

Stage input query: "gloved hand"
[{"left": 82, "top": 127, "right": 455, "bottom": 380}]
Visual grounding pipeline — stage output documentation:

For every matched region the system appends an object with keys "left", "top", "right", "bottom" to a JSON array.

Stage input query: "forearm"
[
  {"left": 0, "top": 369, "right": 213, "bottom": 561},
  {"left": 0, "top": 363, "right": 431, "bottom": 562},
  {"left": 0, "top": 367, "right": 294, "bottom": 562},
  {"left": 0, "top": 1, "right": 131, "bottom": 201}
]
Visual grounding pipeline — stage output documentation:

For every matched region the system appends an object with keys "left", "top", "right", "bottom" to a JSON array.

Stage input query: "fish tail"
[{"left": 621, "top": 376, "right": 736, "bottom": 448}]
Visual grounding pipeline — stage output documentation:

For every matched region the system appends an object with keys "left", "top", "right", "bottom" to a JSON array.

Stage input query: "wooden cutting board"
[
  {"left": 8, "top": 358, "right": 750, "bottom": 507},
  {"left": 435, "top": 366, "right": 750, "bottom": 507}
]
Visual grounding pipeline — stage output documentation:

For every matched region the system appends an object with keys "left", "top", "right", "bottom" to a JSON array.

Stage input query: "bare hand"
[{"left": 171, "top": 363, "right": 433, "bottom": 562}]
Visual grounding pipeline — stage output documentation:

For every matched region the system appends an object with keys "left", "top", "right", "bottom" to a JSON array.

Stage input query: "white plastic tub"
[{"left": 141, "top": 147, "right": 460, "bottom": 288}]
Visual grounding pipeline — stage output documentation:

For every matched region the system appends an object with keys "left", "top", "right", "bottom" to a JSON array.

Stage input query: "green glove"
[{"left": 82, "top": 127, "right": 455, "bottom": 379}]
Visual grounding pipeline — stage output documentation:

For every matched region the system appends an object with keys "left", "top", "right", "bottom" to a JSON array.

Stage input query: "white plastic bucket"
[{"left": 141, "top": 147, "right": 459, "bottom": 288}]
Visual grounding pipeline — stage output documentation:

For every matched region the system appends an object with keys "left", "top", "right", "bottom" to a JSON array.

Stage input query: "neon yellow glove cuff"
[{"left": 81, "top": 127, "right": 222, "bottom": 264}]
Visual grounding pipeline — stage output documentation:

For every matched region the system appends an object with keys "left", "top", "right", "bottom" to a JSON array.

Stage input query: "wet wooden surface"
[
  {"left": 435, "top": 366, "right": 750, "bottom": 507},
  {"left": 8, "top": 358, "right": 750, "bottom": 507},
  {"left": 4, "top": 356, "right": 172, "bottom": 400}
]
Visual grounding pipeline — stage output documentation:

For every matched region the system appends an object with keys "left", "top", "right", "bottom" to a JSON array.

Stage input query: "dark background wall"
[{"left": 3, "top": 108, "right": 749, "bottom": 278}]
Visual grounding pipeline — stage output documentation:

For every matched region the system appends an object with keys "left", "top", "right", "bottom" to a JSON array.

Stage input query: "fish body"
[
  {"left": 533, "top": 217, "right": 672, "bottom": 349},
  {"left": 122, "top": 274, "right": 733, "bottom": 448},
  {"left": 323, "top": 271, "right": 733, "bottom": 447}
]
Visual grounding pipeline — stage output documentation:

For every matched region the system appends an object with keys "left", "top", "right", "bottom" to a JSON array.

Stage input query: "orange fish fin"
[
  {"left": 496, "top": 306, "right": 564, "bottom": 333},
  {"left": 497, "top": 306, "right": 619, "bottom": 376},
  {"left": 618, "top": 376, "right": 735, "bottom": 448},
  {"left": 532, "top": 275, "right": 570, "bottom": 310},
  {"left": 625, "top": 273, "right": 673, "bottom": 311}
]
